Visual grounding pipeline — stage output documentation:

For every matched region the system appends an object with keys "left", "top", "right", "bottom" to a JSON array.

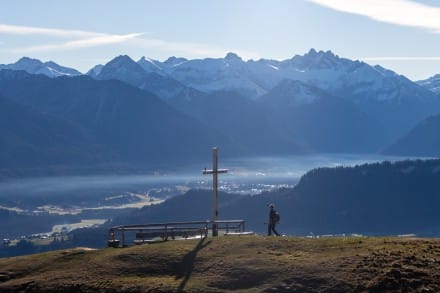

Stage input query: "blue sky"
[{"left": 1, "top": 0, "right": 440, "bottom": 80}]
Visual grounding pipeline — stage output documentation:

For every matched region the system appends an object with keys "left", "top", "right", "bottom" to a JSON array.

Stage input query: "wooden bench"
[
  {"left": 134, "top": 227, "right": 208, "bottom": 242},
  {"left": 108, "top": 220, "right": 245, "bottom": 247}
]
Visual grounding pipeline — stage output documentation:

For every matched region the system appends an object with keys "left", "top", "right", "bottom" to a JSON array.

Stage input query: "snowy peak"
[
  {"left": 137, "top": 56, "right": 163, "bottom": 73},
  {"left": 15, "top": 57, "right": 43, "bottom": 69},
  {"left": 285, "top": 49, "right": 351, "bottom": 71},
  {"left": 223, "top": 52, "right": 245, "bottom": 68},
  {"left": 103, "top": 55, "right": 140, "bottom": 70},
  {"left": 92, "top": 54, "right": 199, "bottom": 100},
  {"left": 0, "top": 57, "right": 81, "bottom": 77},
  {"left": 373, "top": 65, "right": 398, "bottom": 77},
  {"left": 96, "top": 55, "right": 147, "bottom": 81},
  {"left": 305, "top": 48, "right": 336, "bottom": 58},
  {"left": 225, "top": 52, "right": 242, "bottom": 61},
  {"left": 86, "top": 64, "right": 104, "bottom": 78},
  {"left": 164, "top": 56, "right": 187, "bottom": 67}
]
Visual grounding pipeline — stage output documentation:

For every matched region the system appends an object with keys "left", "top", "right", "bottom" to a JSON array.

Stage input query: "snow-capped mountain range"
[
  {"left": 2, "top": 49, "right": 439, "bottom": 103},
  {"left": 2, "top": 50, "right": 440, "bottom": 132},
  {"left": 417, "top": 74, "right": 440, "bottom": 94},
  {"left": 0, "top": 57, "right": 81, "bottom": 78},
  {"left": 88, "top": 49, "right": 437, "bottom": 104},
  {"left": 2, "top": 49, "right": 440, "bottom": 162}
]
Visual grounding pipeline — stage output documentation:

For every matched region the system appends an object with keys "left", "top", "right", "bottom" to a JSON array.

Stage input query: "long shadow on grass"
[{"left": 175, "top": 237, "right": 211, "bottom": 291}]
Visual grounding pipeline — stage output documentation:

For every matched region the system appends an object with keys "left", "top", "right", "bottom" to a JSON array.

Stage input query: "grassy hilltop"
[{"left": 0, "top": 236, "right": 439, "bottom": 292}]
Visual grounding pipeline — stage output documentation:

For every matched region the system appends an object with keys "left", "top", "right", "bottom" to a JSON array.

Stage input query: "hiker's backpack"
[{"left": 274, "top": 212, "right": 280, "bottom": 223}]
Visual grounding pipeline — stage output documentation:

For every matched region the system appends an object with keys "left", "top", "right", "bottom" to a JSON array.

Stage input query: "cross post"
[{"left": 203, "top": 147, "right": 228, "bottom": 236}]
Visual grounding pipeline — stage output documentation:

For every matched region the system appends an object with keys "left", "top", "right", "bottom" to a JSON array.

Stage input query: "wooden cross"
[{"left": 203, "top": 147, "right": 228, "bottom": 236}]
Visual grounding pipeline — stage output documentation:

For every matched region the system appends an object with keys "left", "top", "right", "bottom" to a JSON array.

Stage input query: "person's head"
[{"left": 269, "top": 204, "right": 274, "bottom": 209}]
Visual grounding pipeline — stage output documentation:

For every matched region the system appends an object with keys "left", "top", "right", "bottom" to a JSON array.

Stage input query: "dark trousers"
[{"left": 268, "top": 221, "right": 280, "bottom": 236}]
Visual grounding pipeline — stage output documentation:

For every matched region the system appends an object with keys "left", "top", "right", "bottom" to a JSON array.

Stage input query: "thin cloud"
[
  {"left": 0, "top": 23, "right": 142, "bottom": 52},
  {"left": 363, "top": 57, "right": 440, "bottom": 61},
  {"left": 308, "top": 0, "right": 440, "bottom": 33},
  {"left": 10, "top": 33, "right": 144, "bottom": 53},
  {"left": 0, "top": 23, "right": 260, "bottom": 60},
  {"left": 0, "top": 24, "right": 100, "bottom": 38}
]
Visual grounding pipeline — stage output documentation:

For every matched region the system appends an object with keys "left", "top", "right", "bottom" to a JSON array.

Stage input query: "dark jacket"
[{"left": 269, "top": 208, "right": 277, "bottom": 223}]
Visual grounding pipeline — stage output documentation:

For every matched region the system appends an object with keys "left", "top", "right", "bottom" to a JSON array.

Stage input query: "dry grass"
[{"left": 0, "top": 236, "right": 439, "bottom": 292}]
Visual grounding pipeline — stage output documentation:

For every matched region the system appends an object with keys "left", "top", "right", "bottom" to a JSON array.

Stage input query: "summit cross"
[{"left": 203, "top": 147, "right": 228, "bottom": 236}]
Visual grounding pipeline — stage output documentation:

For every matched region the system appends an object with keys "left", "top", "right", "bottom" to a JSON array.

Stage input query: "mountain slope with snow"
[
  {"left": 92, "top": 55, "right": 198, "bottom": 100},
  {"left": 0, "top": 57, "right": 81, "bottom": 77},
  {"left": 417, "top": 74, "right": 440, "bottom": 94},
  {"left": 95, "top": 55, "right": 147, "bottom": 86},
  {"left": 161, "top": 52, "right": 268, "bottom": 98},
  {"left": 89, "top": 49, "right": 439, "bottom": 105}
]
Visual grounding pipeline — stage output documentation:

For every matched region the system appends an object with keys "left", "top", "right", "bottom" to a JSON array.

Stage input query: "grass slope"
[{"left": 0, "top": 236, "right": 439, "bottom": 292}]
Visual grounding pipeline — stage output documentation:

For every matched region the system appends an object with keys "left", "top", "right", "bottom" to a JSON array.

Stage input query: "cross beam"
[{"left": 203, "top": 147, "right": 228, "bottom": 236}]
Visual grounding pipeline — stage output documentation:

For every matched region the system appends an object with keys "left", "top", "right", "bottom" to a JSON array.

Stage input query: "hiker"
[{"left": 268, "top": 204, "right": 280, "bottom": 236}]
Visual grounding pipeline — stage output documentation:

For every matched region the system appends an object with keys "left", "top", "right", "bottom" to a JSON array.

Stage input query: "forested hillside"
[{"left": 70, "top": 159, "right": 440, "bottom": 250}]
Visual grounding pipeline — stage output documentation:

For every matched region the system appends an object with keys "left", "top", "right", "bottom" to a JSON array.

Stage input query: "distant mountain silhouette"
[
  {"left": 384, "top": 114, "right": 440, "bottom": 157},
  {"left": 0, "top": 93, "right": 108, "bottom": 169},
  {"left": 259, "top": 80, "right": 386, "bottom": 153},
  {"left": 168, "top": 90, "right": 308, "bottom": 155},
  {"left": 167, "top": 80, "right": 388, "bottom": 155},
  {"left": 0, "top": 70, "right": 241, "bottom": 171}
]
